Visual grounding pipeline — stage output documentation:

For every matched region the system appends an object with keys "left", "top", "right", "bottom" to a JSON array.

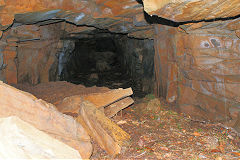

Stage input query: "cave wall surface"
[
  {"left": 154, "top": 18, "right": 240, "bottom": 131},
  {"left": 0, "top": 23, "right": 62, "bottom": 85},
  {"left": 0, "top": 0, "right": 154, "bottom": 39},
  {"left": 0, "top": 0, "right": 239, "bottom": 131},
  {"left": 60, "top": 35, "right": 117, "bottom": 82},
  {"left": 0, "top": 0, "right": 155, "bottom": 85},
  {"left": 114, "top": 36, "right": 154, "bottom": 94},
  {"left": 143, "top": 0, "right": 240, "bottom": 22},
  {"left": 59, "top": 34, "right": 154, "bottom": 95}
]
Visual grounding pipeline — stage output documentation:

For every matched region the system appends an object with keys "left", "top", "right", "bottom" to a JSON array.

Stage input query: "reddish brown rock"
[
  {"left": 0, "top": 81, "right": 92, "bottom": 158},
  {"left": 236, "top": 30, "right": 240, "bottom": 39},
  {"left": 233, "top": 112, "right": 240, "bottom": 132},
  {"left": 0, "top": 0, "right": 239, "bottom": 134},
  {"left": 154, "top": 24, "right": 240, "bottom": 125},
  {"left": 0, "top": 13, "right": 153, "bottom": 85},
  {"left": 143, "top": 0, "right": 240, "bottom": 22},
  {"left": 0, "top": 0, "right": 153, "bottom": 39},
  {"left": 0, "top": 23, "right": 62, "bottom": 85},
  {"left": 154, "top": 25, "right": 177, "bottom": 99},
  {"left": 104, "top": 97, "right": 134, "bottom": 118},
  {"left": 76, "top": 101, "right": 130, "bottom": 156},
  {"left": 56, "top": 87, "right": 133, "bottom": 117},
  {"left": 15, "top": 81, "right": 111, "bottom": 106},
  {"left": 83, "top": 88, "right": 133, "bottom": 108},
  {"left": 2, "top": 46, "right": 17, "bottom": 84},
  {"left": 179, "top": 105, "right": 210, "bottom": 120},
  {"left": 178, "top": 84, "right": 231, "bottom": 121}
]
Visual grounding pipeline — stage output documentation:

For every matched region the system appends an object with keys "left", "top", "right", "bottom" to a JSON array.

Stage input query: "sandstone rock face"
[
  {"left": 0, "top": 51, "right": 5, "bottom": 81},
  {"left": 0, "top": 81, "right": 92, "bottom": 158},
  {"left": 0, "top": 0, "right": 153, "bottom": 39},
  {"left": 154, "top": 21, "right": 240, "bottom": 127},
  {"left": 143, "top": 0, "right": 240, "bottom": 22},
  {"left": 0, "top": 18, "right": 154, "bottom": 86},
  {"left": 0, "top": 0, "right": 153, "bottom": 85},
  {"left": 0, "top": 0, "right": 239, "bottom": 131},
  {"left": 0, "top": 23, "right": 61, "bottom": 85},
  {"left": 16, "top": 24, "right": 61, "bottom": 84},
  {"left": 0, "top": 116, "right": 82, "bottom": 159},
  {"left": 113, "top": 36, "right": 155, "bottom": 94}
]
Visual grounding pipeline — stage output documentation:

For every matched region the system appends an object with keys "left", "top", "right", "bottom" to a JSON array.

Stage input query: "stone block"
[
  {"left": 0, "top": 116, "right": 82, "bottom": 159},
  {"left": 0, "top": 81, "right": 92, "bottom": 158}
]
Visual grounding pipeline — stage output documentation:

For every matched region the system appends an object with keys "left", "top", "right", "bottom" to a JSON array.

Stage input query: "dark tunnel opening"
[{"left": 59, "top": 30, "right": 155, "bottom": 97}]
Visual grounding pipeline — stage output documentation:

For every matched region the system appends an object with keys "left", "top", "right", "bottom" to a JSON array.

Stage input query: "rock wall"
[
  {"left": 57, "top": 40, "right": 75, "bottom": 80},
  {"left": 0, "top": 50, "right": 5, "bottom": 81},
  {"left": 0, "top": 23, "right": 62, "bottom": 85},
  {"left": 0, "top": 0, "right": 154, "bottom": 39},
  {"left": 0, "top": 30, "right": 18, "bottom": 84},
  {"left": 59, "top": 33, "right": 155, "bottom": 95},
  {"left": 143, "top": 0, "right": 240, "bottom": 22},
  {"left": 0, "top": 0, "right": 238, "bottom": 131},
  {"left": 60, "top": 36, "right": 116, "bottom": 82},
  {"left": 114, "top": 36, "right": 155, "bottom": 94},
  {"left": 0, "top": 21, "right": 154, "bottom": 89},
  {"left": 0, "top": 0, "right": 154, "bottom": 86},
  {"left": 154, "top": 22, "right": 240, "bottom": 130}
]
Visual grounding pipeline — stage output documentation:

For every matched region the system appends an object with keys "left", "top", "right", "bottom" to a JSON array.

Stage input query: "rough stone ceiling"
[
  {"left": 0, "top": 0, "right": 240, "bottom": 39},
  {"left": 178, "top": 16, "right": 240, "bottom": 39},
  {"left": 143, "top": 0, "right": 240, "bottom": 22},
  {"left": 0, "top": 0, "right": 154, "bottom": 39}
]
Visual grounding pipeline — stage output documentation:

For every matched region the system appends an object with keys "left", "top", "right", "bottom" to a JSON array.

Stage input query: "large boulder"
[
  {"left": 143, "top": 0, "right": 240, "bottom": 22},
  {"left": 0, "top": 81, "right": 92, "bottom": 159},
  {"left": 0, "top": 116, "right": 82, "bottom": 159}
]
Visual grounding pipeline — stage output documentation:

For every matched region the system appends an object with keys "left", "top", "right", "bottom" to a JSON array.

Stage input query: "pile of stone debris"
[{"left": 0, "top": 81, "right": 134, "bottom": 159}]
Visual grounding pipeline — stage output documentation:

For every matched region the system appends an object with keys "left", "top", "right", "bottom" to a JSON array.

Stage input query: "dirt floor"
[{"left": 16, "top": 82, "right": 240, "bottom": 160}]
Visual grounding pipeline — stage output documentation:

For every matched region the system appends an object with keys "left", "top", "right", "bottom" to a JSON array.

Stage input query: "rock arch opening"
[
  {"left": 59, "top": 29, "right": 154, "bottom": 97},
  {"left": 0, "top": 0, "right": 239, "bottom": 159}
]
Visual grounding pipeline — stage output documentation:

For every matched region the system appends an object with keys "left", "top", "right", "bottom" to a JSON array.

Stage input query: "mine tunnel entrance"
[{"left": 59, "top": 30, "right": 155, "bottom": 97}]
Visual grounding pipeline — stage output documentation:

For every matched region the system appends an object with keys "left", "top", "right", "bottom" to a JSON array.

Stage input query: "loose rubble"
[
  {"left": 0, "top": 81, "right": 239, "bottom": 159},
  {"left": 1, "top": 81, "right": 134, "bottom": 158}
]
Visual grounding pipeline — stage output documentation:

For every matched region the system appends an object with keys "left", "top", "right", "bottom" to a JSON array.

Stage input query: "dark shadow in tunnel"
[
  {"left": 143, "top": 11, "right": 240, "bottom": 27},
  {"left": 60, "top": 30, "right": 155, "bottom": 97},
  {"left": 135, "top": 0, "right": 143, "bottom": 5},
  {"left": 144, "top": 12, "right": 181, "bottom": 27}
]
